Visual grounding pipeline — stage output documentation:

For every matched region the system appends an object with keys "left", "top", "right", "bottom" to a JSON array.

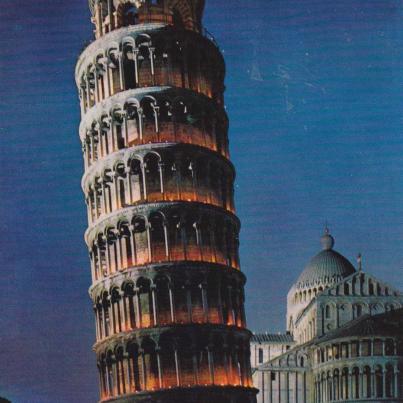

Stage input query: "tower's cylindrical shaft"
[{"left": 76, "top": 2, "right": 257, "bottom": 402}]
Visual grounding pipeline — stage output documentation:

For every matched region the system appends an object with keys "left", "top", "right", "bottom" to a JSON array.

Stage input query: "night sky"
[{"left": 1, "top": 0, "right": 403, "bottom": 402}]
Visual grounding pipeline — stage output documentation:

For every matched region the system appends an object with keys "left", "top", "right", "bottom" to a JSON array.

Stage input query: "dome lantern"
[{"left": 320, "top": 227, "right": 335, "bottom": 250}]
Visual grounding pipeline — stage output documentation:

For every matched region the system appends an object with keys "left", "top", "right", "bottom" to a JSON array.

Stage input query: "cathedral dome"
[{"left": 295, "top": 229, "right": 356, "bottom": 289}]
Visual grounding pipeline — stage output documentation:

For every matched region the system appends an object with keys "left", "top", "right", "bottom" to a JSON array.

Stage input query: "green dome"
[{"left": 296, "top": 230, "right": 356, "bottom": 289}]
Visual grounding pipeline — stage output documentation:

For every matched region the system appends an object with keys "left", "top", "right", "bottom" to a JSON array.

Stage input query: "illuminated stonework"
[{"left": 75, "top": 1, "right": 257, "bottom": 402}]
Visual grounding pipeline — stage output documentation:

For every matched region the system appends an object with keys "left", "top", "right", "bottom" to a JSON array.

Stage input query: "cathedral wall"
[
  {"left": 251, "top": 341, "right": 294, "bottom": 369},
  {"left": 312, "top": 336, "right": 403, "bottom": 402},
  {"left": 293, "top": 305, "right": 317, "bottom": 345},
  {"left": 317, "top": 294, "right": 403, "bottom": 337}
]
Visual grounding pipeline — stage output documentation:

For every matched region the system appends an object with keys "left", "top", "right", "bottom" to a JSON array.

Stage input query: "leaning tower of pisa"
[{"left": 75, "top": 1, "right": 257, "bottom": 402}]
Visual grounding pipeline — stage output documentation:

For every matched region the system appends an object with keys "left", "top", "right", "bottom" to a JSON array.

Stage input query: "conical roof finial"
[{"left": 357, "top": 253, "right": 362, "bottom": 271}]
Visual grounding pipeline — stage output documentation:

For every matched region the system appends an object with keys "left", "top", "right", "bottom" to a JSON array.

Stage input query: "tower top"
[{"left": 89, "top": 0, "right": 205, "bottom": 38}]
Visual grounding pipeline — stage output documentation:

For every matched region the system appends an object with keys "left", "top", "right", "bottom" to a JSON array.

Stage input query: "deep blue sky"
[{"left": 1, "top": 0, "right": 403, "bottom": 402}]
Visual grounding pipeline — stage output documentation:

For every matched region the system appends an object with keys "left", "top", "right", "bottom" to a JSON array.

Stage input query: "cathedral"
[{"left": 252, "top": 229, "right": 403, "bottom": 403}]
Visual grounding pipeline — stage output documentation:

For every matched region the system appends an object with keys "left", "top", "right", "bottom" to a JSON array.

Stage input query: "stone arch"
[
  {"left": 149, "top": 211, "right": 167, "bottom": 261},
  {"left": 341, "top": 366, "right": 349, "bottom": 400},
  {"left": 141, "top": 337, "right": 159, "bottom": 390},
  {"left": 351, "top": 366, "right": 360, "bottom": 399},
  {"left": 211, "top": 333, "right": 227, "bottom": 384},
  {"left": 141, "top": 95, "right": 159, "bottom": 137},
  {"left": 132, "top": 214, "right": 149, "bottom": 264},
  {"left": 115, "top": 162, "right": 128, "bottom": 208},
  {"left": 124, "top": 97, "right": 141, "bottom": 142},
  {"left": 122, "top": 39, "right": 137, "bottom": 90},
  {"left": 375, "top": 364, "right": 383, "bottom": 398},
  {"left": 105, "top": 226, "right": 120, "bottom": 273},
  {"left": 136, "top": 34, "right": 153, "bottom": 86},
  {"left": 137, "top": 277, "right": 154, "bottom": 327},
  {"left": 385, "top": 363, "right": 395, "bottom": 398},
  {"left": 127, "top": 341, "right": 142, "bottom": 391},
  {"left": 158, "top": 334, "right": 177, "bottom": 388},
  {"left": 117, "top": 1, "right": 139, "bottom": 27},
  {"left": 176, "top": 333, "right": 196, "bottom": 386},
  {"left": 362, "top": 365, "right": 371, "bottom": 398},
  {"left": 168, "top": 0, "right": 194, "bottom": 30},
  {"left": 118, "top": 220, "right": 132, "bottom": 268},
  {"left": 155, "top": 274, "right": 172, "bottom": 325},
  {"left": 127, "top": 156, "right": 144, "bottom": 203},
  {"left": 144, "top": 152, "right": 162, "bottom": 199},
  {"left": 114, "top": 344, "right": 127, "bottom": 395}
]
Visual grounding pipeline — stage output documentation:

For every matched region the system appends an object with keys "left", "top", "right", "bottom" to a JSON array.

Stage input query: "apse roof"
[
  {"left": 251, "top": 333, "right": 295, "bottom": 344},
  {"left": 317, "top": 309, "right": 403, "bottom": 343}
]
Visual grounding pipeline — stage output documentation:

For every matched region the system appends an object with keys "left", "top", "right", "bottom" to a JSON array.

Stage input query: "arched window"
[
  {"left": 123, "top": 282, "right": 136, "bottom": 330},
  {"left": 327, "top": 371, "right": 332, "bottom": 401},
  {"left": 341, "top": 342, "right": 349, "bottom": 358},
  {"left": 197, "top": 346, "right": 211, "bottom": 385},
  {"left": 341, "top": 367, "right": 349, "bottom": 399},
  {"left": 352, "top": 367, "right": 360, "bottom": 399},
  {"left": 332, "top": 344, "right": 339, "bottom": 359},
  {"left": 385, "top": 364, "right": 395, "bottom": 398},
  {"left": 213, "top": 337, "right": 228, "bottom": 385},
  {"left": 149, "top": 212, "right": 166, "bottom": 262},
  {"left": 155, "top": 276, "right": 171, "bottom": 325},
  {"left": 374, "top": 339, "right": 383, "bottom": 355},
  {"left": 168, "top": 211, "right": 184, "bottom": 260},
  {"left": 355, "top": 303, "right": 362, "bottom": 318},
  {"left": 119, "top": 4, "right": 138, "bottom": 27},
  {"left": 137, "top": 41, "right": 152, "bottom": 86},
  {"left": 98, "top": 358, "right": 108, "bottom": 398},
  {"left": 190, "top": 279, "right": 204, "bottom": 323},
  {"left": 325, "top": 305, "right": 331, "bottom": 319},
  {"left": 115, "top": 347, "right": 126, "bottom": 395},
  {"left": 128, "top": 158, "right": 144, "bottom": 202},
  {"left": 132, "top": 216, "right": 148, "bottom": 264},
  {"left": 178, "top": 335, "right": 196, "bottom": 386},
  {"left": 221, "top": 281, "right": 231, "bottom": 325},
  {"left": 141, "top": 97, "right": 158, "bottom": 137},
  {"left": 385, "top": 339, "right": 395, "bottom": 356},
  {"left": 142, "top": 339, "right": 159, "bottom": 390},
  {"left": 144, "top": 153, "right": 161, "bottom": 200},
  {"left": 172, "top": 8, "right": 185, "bottom": 29},
  {"left": 258, "top": 348, "right": 264, "bottom": 364},
  {"left": 159, "top": 337, "right": 176, "bottom": 388},
  {"left": 361, "top": 340, "right": 370, "bottom": 356},
  {"left": 110, "top": 288, "right": 122, "bottom": 334},
  {"left": 180, "top": 157, "right": 195, "bottom": 200},
  {"left": 115, "top": 163, "right": 126, "bottom": 208},
  {"left": 375, "top": 365, "right": 383, "bottom": 398},
  {"left": 119, "top": 222, "right": 132, "bottom": 268},
  {"left": 125, "top": 102, "right": 140, "bottom": 143},
  {"left": 123, "top": 45, "right": 137, "bottom": 90},
  {"left": 184, "top": 213, "right": 199, "bottom": 260},
  {"left": 106, "top": 228, "right": 119, "bottom": 272},
  {"left": 106, "top": 351, "right": 115, "bottom": 397},
  {"left": 137, "top": 278, "right": 154, "bottom": 327},
  {"left": 363, "top": 366, "right": 371, "bottom": 398},
  {"left": 127, "top": 343, "right": 142, "bottom": 391},
  {"left": 173, "top": 279, "right": 188, "bottom": 323},
  {"left": 206, "top": 274, "right": 221, "bottom": 324},
  {"left": 333, "top": 369, "right": 340, "bottom": 400},
  {"left": 170, "top": 41, "right": 185, "bottom": 88}
]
